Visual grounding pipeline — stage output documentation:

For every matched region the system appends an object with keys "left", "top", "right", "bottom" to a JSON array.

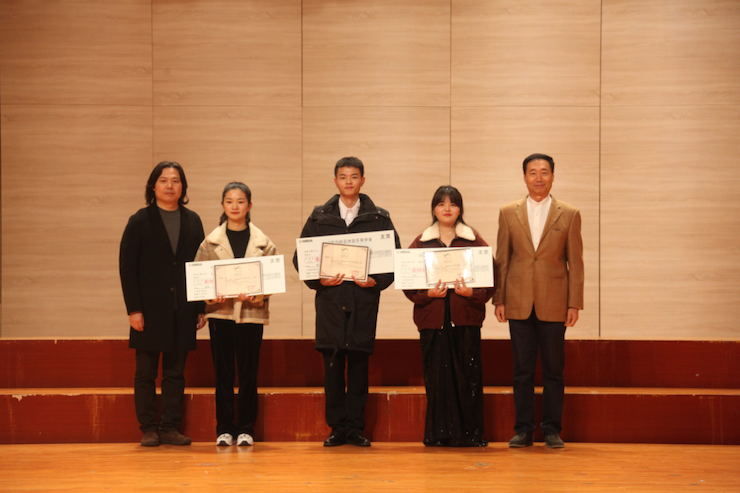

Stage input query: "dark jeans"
[
  {"left": 134, "top": 349, "right": 189, "bottom": 433},
  {"left": 209, "top": 318, "right": 264, "bottom": 438},
  {"left": 509, "top": 308, "right": 566, "bottom": 436},
  {"left": 320, "top": 349, "right": 369, "bottom": 438}
]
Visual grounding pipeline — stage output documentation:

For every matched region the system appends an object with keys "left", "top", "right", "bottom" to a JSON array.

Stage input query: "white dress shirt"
[
  {"left": 339, "top": 198, "right": 361, "bottom": 226},
  {"left": 527, "top": 194, "right": 552, "bottom": 251}
]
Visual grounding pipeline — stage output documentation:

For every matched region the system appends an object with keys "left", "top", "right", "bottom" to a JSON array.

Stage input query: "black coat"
[
  {"left": 293, "top": 194, "right": 401, "bottom": 355},
  {"left": 119, "top": 204, "right": 205, "bottom": 352}
]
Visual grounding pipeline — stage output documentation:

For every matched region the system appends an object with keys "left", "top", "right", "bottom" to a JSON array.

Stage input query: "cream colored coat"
[
  {"left": 194, "top": 222, "right": 278, "bottom": 325},
  {"left": 492, "top": 196, "right": 584, "bottom": 322}
]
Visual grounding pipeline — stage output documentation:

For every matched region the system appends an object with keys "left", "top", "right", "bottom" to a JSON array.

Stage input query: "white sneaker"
[
  {"left": 237, "top": 433, "right": 254, "bottom": 446},
  {"left": 216, "top": 433, "right": 233, "bottom": 446}
]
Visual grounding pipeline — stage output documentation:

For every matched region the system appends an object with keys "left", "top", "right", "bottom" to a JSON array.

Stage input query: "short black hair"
[
  {"left": 522, "top": 153, "right": 555, "bottom": 174},
  {"left": 334, "top": 156, "right": 364, "bottom": 177},
  {"left": 145, "top": 161, "right": 189, "bottom": 206},
  {"left": 430, "top": 185, "right": 466, "bottom": 225}
]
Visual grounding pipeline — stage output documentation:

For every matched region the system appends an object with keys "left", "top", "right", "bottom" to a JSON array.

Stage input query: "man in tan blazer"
[{"left": 493, "top": 153, "right": 584, "bottom": 449}]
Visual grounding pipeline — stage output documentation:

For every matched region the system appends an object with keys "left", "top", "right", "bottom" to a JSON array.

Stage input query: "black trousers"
[
  {"left": 209, "top": 318, "right": 264, "bottom": 438},
  {"left": 134, "top": 349, "right": 189, "bottom": 433},
  {"left": 320, "top": 349, "right": 369, "bottom": 438},
  {"left": 420, "top": 325, "right": 485, "bottom": 446},
  {"left": 509, "top": 308, "right": 566, "bottom": 436}
]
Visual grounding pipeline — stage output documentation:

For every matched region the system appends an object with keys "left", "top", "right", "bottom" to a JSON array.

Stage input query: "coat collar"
[
  {"left": 513, "top": 195, "right": 563, "bottom": 250},
  {"left": 146, "top": 204, "right": 190, "bottom": 256},
  {"left": 205, "top": 222, "right": 268, "bottom": 260},
  {"left": 420, "top": 222, "right": 476, "bottom": 242}
]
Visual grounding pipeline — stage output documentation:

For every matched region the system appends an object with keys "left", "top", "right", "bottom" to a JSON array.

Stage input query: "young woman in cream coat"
[{"left": 195, "top": 182, "right": 278, "bottom": 447}]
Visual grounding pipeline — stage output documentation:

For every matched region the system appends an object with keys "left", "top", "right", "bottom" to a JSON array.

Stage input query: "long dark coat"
[
  {"left": 119, "top": 204, "right": 205, "bottom": 352},
  {"left": 293, "top": 194, "right": 401, "bottom": 355}
]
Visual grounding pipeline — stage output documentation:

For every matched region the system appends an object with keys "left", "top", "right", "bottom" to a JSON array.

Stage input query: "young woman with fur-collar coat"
[
  {"left": 404, "top": 186, "right": 495, "bottom": 447},
  {"left": 194, "top": 182, "right": 278, "bottom": 448}
]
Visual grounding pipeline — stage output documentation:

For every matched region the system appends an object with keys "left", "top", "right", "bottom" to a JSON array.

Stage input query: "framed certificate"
[
  {"left": 319, "top": 243, "right": 370, "bottom": 282},
  {"left": 424, "top": 248, "right": 475, "bottom": 286},
  {"left": 214, "top": 261, "right": 263, "bottom": 297}
]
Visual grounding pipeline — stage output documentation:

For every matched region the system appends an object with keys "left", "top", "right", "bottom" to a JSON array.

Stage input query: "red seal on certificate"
[
  {"left": 352, "top": 270, "right": 359, "bottom": 277},
  {"left": 248, "top": 285, "right": 255, "bottom": 292}
]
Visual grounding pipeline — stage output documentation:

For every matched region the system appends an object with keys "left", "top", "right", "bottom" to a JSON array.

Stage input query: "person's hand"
[
  {"left": 206, "top": 295, "right": 228, "bottom": 305},
  {"left": 237, "top": 293, "right": 255, "bottom": 302},
  {"left": 129, "top": 312, "right": 144, "bottom": 332},
  {"left": 494, "top": 304, "right": 507, "bottom": 323},
  {"left": 197, "top": 314, "right": 207, "bottom": 330},
  {"left": 453, "top": 278, "right": 473, "bottom": 297},
  {"left": 352, "top": 275, "right": 377, "bottom": 288},
  {"left": 427, "top": 280, "right": 448, "bottom": 298},
  {"left": 320, "top": 273, "right": 344, "bottom": 286},
  {"left": 565, "top": 307, "right": 580, "bottom": 327}
]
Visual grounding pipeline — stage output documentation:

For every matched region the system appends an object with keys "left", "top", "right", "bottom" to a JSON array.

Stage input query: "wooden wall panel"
[
  {"left": 601, "top": 106, "right": 740, "bottom": 340},
  {"left": 452, "top": 0, "right": 601, "bottom": 107},
  {"left": 451, "top": 107, "right": 600, "bottom": 339},
  {"left": 303, "top": 0, "right": 450, "bottom": 107},
  {"left": 602, "top": 0, "right": 740, "bottom": 106},
  {"left": 152, "top": 0, "right": 302, "bottom": 106},
  {"left": 153, "top": 106, "right": 303, "bottom": 338},
  {"left": 301, "top": 107, "right": 451, "bottom": 338},
  {"left": 1, "top": 105, "right": 153, "bottom": 337},
  {"left": 0, "top": 0, "right": 152, "bottom": 105}
]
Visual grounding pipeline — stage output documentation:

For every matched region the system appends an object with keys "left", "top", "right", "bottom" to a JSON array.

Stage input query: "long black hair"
[
  {"left": 145, "top": 161, "right": 189, "bottom": 206},
  {"left": 219, "top": 182, "right": 252, "bottom": 226},
  {"left": 430, "top": 185, "right": 466, "bottom": 225}
]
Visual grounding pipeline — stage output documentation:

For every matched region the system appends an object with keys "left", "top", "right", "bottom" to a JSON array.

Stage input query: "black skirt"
[{"left": 419, "top": 296, "right": 486, "bottom": 446}]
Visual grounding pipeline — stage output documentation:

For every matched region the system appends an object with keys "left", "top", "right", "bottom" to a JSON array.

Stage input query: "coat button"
[
  {"left": 170, "top": 287, "right": 174, "bottom": 292},
  {"left": 342, "top": 306, "right": 346, "bottom": 311}
]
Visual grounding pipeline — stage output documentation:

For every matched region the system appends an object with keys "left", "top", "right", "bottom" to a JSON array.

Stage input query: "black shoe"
[
  {"left": 159, "top": 429, "right": 192, "bottom": 446},
  {"left": 508, "top": 432, "right": 533, "bottom": 448},
  {"left": 323, "top": 432, "right": 346, "bottom": 447},
  {"left": 140, "top": 430, "right": 160, "bottom": 447},
  {"left": 346, "top": 433, "right": 371, "bottom": 447},
  {"left": 544, "top": 433, "right": 564, "bottom": 448}
]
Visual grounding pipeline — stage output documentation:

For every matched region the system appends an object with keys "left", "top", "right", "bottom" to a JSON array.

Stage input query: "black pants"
[
  {"left": 209, "top": 318, "right": 264, "bottom": 438},
  {"left": 420, "top": 325, "right": 485, "bottom": 446},
  {"left": 509, "top": 308, "right": 566, "bottom": 436},
  {"left": 134, "top": 349, "right": 189, "bottom": 433},
  {"left": 320, "top": 349, "right": 369, "bottom": 438}
]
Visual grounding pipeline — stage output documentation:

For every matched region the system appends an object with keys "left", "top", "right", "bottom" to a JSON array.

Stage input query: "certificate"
[
  {"left": 295, "top": 230, "right": 396, "bottom": 281},
  {"left": 393, "top": 247, "right": 494, "bottom": 290},
  {"left": 424, "top": 248, "right": 475, "bottom": 286},
  {"left": 319, "top": 243, "right": 370, "bottom": 282},
  {"left": 214, "top": 261, "right": 263, "bottom": 297},
  {"left": 185, "top": 255, "right": 286, "bottom": 302}
]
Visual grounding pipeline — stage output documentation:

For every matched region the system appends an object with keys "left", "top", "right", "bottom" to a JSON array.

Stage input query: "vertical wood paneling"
[
  {"left": 153, "top": 106, "right": 303, "bottom": 338},
  {"left": 1, "top": 105, "right": 153, "bottom": 337},
  {"left": 602, "top": 0, "right": 740, "bottom": 106},
  {"left": 153, "top": 0, "right": 302, "bottom": 106},
  {"left": 0, "top": 0, "right": 152, "bottom": 105},
  {"left": 302, "top": 107, "right": 451, "bottom": 338},
  {"left": 452, "top": 0, "right": 601, "bottom": 107},
  {"left": 452, "top": 107, "right": 600, "bottom": 339},
  {"left": 601, "top": 106, "right": 740, "bottom": 339},
  {"left": 303, "top": 0, "right": 451, "bottom": 106}
]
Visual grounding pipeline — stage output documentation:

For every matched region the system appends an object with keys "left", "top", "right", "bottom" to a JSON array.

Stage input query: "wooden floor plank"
[{"left": 0, "top": 442, "right": 738, "bottom": 492}]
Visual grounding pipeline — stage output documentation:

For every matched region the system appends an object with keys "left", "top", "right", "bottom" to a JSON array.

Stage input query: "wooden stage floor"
[{"left": 1, "top": 442, "right": 738, "bottom": 492}]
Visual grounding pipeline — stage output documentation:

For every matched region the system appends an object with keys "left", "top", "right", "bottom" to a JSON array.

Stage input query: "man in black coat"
[
  {"left": 293, "top": 157, "right": 401, "bottom": 447},
  {"left": 119, "top": 161, "right": 206, "bottom": 447}
]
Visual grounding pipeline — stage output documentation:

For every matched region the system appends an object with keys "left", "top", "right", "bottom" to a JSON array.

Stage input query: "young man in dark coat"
[
  {"left": 119, "top": 161, "right": 206, "bottom": 447},
  {"left": 293, "top": 157, "right": 401, "bottom": 447}
]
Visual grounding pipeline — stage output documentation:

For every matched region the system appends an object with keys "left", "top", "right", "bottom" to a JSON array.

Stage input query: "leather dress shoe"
[
  {"left": 141, "top": 430, "right": 160, "bottom": 447},
  {"left": 346, "top": 433, "right": 371, "bottom": 447},
  {"left": 545, "top": 433, "right": 565, "bottom": 448},
  {"left": 508, "top": 432, "right": 533, "bottom": 448},
  {"left": 159, "top": 429, "right": 192, "bottom": 446},
  {"left": 323, "top": 432, "right": 346, "bottom": 447}
]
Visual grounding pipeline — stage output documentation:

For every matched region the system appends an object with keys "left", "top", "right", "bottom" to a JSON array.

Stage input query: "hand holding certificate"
[{"left": 319, "top": 243, "right": 370, "bottom": 282}]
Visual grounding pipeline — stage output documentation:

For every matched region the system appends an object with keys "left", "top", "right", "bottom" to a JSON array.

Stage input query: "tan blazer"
[{"left": 492, "top": 196, "right": 584, "bottom": 322}]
